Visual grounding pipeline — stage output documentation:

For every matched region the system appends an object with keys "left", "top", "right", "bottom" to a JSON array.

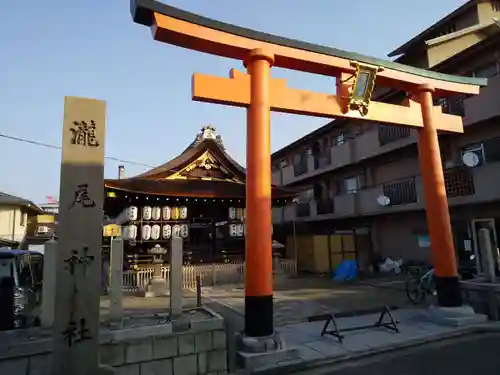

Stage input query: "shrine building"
[{"left": 103, "top": 126, "right": 297, "bottom": 266}]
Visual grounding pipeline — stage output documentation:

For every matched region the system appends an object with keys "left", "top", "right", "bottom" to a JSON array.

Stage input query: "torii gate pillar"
[
  {"left": 243, "top": 49, "right": 275, "bottom": 337},
  {"left": 416, "top": 84, "right": 462, "bottom": 307}
]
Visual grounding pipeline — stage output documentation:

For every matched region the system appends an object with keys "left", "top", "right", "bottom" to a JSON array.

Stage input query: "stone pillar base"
[
  {"left": 144, "top": 276, "right": 168, "bottom": 298},
  {"left": 418, "top": 305, "right": 488, "bottom": 327},
  {"left": 235, "top": 332, "right": 299, "bottom": 371}
]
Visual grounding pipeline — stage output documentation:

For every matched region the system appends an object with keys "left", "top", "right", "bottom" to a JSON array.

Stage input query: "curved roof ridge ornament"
[{"left": 130, "top": 0, "right": 487, "bottom": 94}]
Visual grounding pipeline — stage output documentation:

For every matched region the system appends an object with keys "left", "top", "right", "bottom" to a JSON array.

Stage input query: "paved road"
[{"left": 321, "top": 333, "right": 500, "bottom": 375}]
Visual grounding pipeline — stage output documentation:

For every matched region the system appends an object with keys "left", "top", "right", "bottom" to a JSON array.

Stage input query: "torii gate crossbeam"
[{"left": 130, "top": 0, "right": 487, "bottom": 341}]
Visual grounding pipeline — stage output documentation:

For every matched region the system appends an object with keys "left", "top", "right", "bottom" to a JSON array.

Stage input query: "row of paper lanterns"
[
  {"left": 228, "top": 207, "right": 245, "bottom": 220},
  {"left": 229, "top": 223, "right": 245, "bottom": 237},
  {"left": 125, "top": 206, "right": 245, "bottom": 221},
  {"left": 126, "top": 206, "right": 188, "bottom": 221},
  {"left": 123, "top": 224, "right": 189, "bottom": 240}
]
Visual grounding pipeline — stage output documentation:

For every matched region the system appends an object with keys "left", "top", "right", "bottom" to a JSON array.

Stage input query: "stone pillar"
[
  {"left": 109, "top": 237, "right": 124, "bottom": 328},
  {"left": 50, "top": 96, "right": 106, "bottom": 375},
  {"left": 170, "top": 237, "right": 183, "bottom": 319},
  {"left": 478, "top": 228, "right": 496, "bottom": 282},
  {"left": 41, "top": 239, "right": 58, "bottom": 327}
]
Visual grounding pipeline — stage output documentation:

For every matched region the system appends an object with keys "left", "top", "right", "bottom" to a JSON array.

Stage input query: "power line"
[{"left": 0, "top": 132, "right": 155, "bottom": 168}]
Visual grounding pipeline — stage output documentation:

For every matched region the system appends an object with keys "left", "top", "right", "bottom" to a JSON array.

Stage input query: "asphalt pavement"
[{"left": 319, "top": 332, "right": 500, "bottom": 375}]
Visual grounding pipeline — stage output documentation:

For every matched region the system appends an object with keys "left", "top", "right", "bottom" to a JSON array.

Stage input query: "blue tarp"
[{"left": 333, "top": 260, "right": 358, "bottom": 282}]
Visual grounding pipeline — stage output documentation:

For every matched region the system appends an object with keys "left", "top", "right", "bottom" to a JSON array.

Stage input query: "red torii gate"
[{"left": 130, "top": 0, "right": 486, "bottom": 339}]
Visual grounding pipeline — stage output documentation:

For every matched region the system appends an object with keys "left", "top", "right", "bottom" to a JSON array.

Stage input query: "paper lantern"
[
  {"left": 123, "top": 225, "right": 137, "bottom": 240},
  {"left": 172, "top": 224, "right": 181, "bottom": 238},
  {"left": 236, "top": 223, "right": 244, "bottom": 237},
  {"left": 229, "top": 224, "right": 237, "bottom": 237},
  {"left": 180, "top": 224, "right": 189, "bottom": 238},
  {"left": 180, "top": 206, "right": 188, "bottom": 220},
  {"left": 171, "top": 207, "right": 180, "bottom": 220},
  {"left": 228, "top": 207, "right": 236, "bottom": 219},
  {"left": 142, "top": 206, "right": 152, "bottom": 220},
  {"left": 151, "top": 224, "right": 160, "bottom": 240},
  {"left": 126, "top": 206, "right": 138, "bottom": 221},
  {"left": 162, "top": 224, "right": 172, "bottom": 239},
  {"left": 162, "top": 206, "right": 171, "bottom": 220},
  {"left": 236, "top": 208, "right": 244, "bottom": 220},
  {"left": 151, "top": 206, "right": 161, "bottom": 220},
  {"left": 141, "top": 225, "right": 151, "bottom": 240}
]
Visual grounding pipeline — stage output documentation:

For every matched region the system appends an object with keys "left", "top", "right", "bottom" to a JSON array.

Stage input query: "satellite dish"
[
  {"left": 376, "top": 195, "right": 391, "bottom": 207},
  {"left": 462, "top": 152, "right": 479, "bottom": 168}
]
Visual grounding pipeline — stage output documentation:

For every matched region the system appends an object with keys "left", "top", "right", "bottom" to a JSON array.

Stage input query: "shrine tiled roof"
[{"left": 105, "top": 127, "right": 298, "bottom": 199}]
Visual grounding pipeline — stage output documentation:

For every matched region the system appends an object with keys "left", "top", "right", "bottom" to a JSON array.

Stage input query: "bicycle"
[
  {"left": 405, "top": 256, "right": 478, "bottom": 305},
  {"left": 405, "top": 267, "right": 436, "bottom": 305}
]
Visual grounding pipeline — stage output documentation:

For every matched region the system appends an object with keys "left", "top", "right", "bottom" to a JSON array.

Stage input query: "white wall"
[{"left": 0, "top": 206, "right": 28, "bottom": 243}]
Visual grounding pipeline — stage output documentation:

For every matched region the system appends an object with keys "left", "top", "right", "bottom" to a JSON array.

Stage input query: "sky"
[{"left": 0, "top": 0, "right": 467, "bottom": 203}]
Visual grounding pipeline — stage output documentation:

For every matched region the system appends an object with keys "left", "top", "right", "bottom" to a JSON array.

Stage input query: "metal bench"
[{"left": 307, "top": 305, "right": 399, "bottom": 343}]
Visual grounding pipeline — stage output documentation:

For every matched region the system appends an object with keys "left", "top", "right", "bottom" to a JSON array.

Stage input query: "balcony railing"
[
  {"left": 444, "top": 168, "right": 475, "bottom": 198},
  {"left": 295, "top": 202, "right": 311, "bottom": 217},
  {"left": 316, "top": 199, "right": 334, "bottom": 215},
  {"left": 378, "top": 125, "right": 412, "bottom": 146},
  {"left": 382, "top": 177, "right": 417, "bottom": 206}
]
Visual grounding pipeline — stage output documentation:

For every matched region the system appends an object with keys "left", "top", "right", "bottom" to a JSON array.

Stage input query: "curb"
[
  {"left": 203, "top": 291, "right": 500, "bottom": 374},
  {"left": 251, "top": 322, "right": 500, "bottom": 375}
]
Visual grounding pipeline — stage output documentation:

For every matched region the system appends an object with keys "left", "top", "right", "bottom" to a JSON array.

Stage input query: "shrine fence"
[{"left": 122, "top": 258, "right": 297, "bottom": 292}]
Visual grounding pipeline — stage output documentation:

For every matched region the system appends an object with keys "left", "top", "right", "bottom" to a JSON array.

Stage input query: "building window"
[
  {"left": 461, "top": 143, "right": 485, "bottom": 166},
  {"left": 312, "top": 140, "right": 331, "bottom": 170},
  {"left": 333, "top": 175, "right": 365, "bottom": 195},
  {"left": 344, "top": 177, "right": 359, "bottom": 194},
  {"left": 383, "top": 178, "right": 417, "bottom": 206},
  {"left": 20, "top": 212, "right": 26, "bottom": 227},
  {"left": 332, "top": 132, "right": 346, "bottom": 146},
  {"left": 293, "top": 151, "right": 308, "bottom": 177}
]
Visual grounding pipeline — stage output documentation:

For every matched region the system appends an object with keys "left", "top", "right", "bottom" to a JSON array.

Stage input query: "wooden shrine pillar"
[
  {"left": 243, "top": 48, "right": 275, "bottom": 337},
  {"left": 416, "top": 84, "right": 462, "bottom": 307}
]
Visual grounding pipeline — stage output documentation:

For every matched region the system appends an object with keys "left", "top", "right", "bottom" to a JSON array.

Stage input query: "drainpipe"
[{"left": 11, "top": 209, "right": 16, "bottom": 242}]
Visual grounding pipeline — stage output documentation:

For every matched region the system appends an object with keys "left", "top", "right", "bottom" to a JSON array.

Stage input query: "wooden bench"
[{"left": 307, "top": 305, "right": 399, "bottom": 343}]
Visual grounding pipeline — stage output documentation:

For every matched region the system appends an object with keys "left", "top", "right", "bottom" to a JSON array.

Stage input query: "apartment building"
[{"left": 271, "top": 0, "right": 500, "bottom": 273}]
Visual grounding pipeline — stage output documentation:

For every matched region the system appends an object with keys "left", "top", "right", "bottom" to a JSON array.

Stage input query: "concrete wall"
[
  {"left": 0, "top": 311, "right": 228, "bottom": 375},
  {"left": 0, "top": 206, "right": 28, "bottom": 243}
]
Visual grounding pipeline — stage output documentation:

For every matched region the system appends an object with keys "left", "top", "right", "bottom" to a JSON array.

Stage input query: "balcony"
[
  {"left": 354, "top": 127, "right": 417, "bottom": 162},
  {"left": 358, "top": 177, "right": 424, "bottom": 215},
  {"left": 280, "top": 161, "right": 500, "bottom": 223},
  {"left": 463, "top": 74, "right": 500, "bottom": 126},
  {"left": 333, "top": 193, "right": 356, "bottom": 217},
  {"left": 446, "top": 162, "right": 500, "bottom": 206},
  {"left": 313, "top": 154, "right": 331, "bottom": 170},
  {"left": 316, "top": 199, "right": 334, "bottom": 215}
]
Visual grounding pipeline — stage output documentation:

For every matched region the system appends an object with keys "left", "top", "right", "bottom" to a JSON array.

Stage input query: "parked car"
[{"left": 0, "top": 249, "right": 43, "bottom": 329}]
